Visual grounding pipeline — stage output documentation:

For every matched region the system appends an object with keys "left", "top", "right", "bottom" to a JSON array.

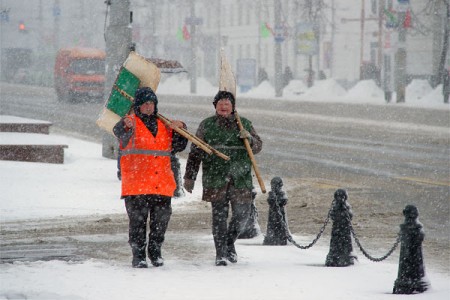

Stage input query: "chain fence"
[
  {"left": 344, "top": 205, "right": 401, "bottom": 262},
  {"left": 271, "top": 197, "right": 401, "bottom": 261},
  {"left": 277, "top": 199, "right": 334, "bottom": 250}
]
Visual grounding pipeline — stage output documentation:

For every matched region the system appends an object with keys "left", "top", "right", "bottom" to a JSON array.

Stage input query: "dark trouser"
[
  {"left": 125, "top": 195, "right": 172, "bottom": 261},
  {"left": 211, "top": 200, "right": 251, "bottom": 259}
]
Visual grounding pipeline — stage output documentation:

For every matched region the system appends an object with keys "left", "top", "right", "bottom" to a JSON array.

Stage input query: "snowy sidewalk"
[
  {"left": 1, "top": 233, "right": 449, "bottom": 300},
  {"left": 1, "top": 132, "right": 449, "bottom": 300}
]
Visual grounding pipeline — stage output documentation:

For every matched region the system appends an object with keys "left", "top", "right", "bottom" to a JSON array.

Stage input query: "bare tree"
[
  {"left": 298, "top": 0, "right": 327, "bottom": 87},
  {"left": 423, "top": 0, "right": 449, "bottom": 87}
]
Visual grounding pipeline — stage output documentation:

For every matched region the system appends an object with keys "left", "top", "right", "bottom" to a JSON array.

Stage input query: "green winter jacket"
[{"left": 201, "top": 116, "right": 253, "bottom": 189}]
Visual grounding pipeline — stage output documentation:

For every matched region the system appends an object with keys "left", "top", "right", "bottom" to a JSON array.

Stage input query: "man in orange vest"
[{"left": 113, "top": 87, "right": 188, "bottom": 268}]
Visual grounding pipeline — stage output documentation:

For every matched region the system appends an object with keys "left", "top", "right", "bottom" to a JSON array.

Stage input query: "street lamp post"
[{"left": 102, "top": 0, "right": 132, "bottom": 159}]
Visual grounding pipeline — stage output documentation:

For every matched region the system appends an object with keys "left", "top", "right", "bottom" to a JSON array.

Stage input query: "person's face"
[
  {"left": 216, "top": 98, "right": 233, "bottom": 117},
  {"left": 139, "top": 101, "right": 155, "bottom": 115}
]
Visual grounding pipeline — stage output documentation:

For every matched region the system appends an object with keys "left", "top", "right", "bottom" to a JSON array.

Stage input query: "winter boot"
[
  {"left": 214, "top": 240, "right": 227, "bottom": 266},
  {"left": 131, "top": 244, "right": 148, "bottom": 268},
  {"left": 215, "top": 256, "right": 227, "bottom": 266},
  {"left": 226, "top": 243, "right": 238, "bottom": 263},
  {"left": 132, "top": 258, "right": 148, "bottom": 268},
  {"left": 148, "top": 241, "right": 164, "bottom": 267}
]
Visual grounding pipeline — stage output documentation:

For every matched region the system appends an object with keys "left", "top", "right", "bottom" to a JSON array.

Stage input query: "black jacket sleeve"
[
  {"left": 172, "top": 126, "right": 188, "bottom": 154},
  {"left": 183, "top": 120, "right": 207, "bottom": 181},
  {"left": 113, "top": 118, "right": 133, "bottom": 148}
]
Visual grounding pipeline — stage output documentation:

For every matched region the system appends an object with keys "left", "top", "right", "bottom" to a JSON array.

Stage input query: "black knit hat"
[
  {"left": 134, "top": 87, "right": 158, "bottom": 108},
  {"left": 213, "top": 90, "right": 235, "bottom": 110}
]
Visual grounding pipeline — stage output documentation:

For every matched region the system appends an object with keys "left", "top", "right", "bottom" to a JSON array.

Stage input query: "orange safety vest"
[{"left": 119, "top": 115, "right": 176, "bottom": 197}]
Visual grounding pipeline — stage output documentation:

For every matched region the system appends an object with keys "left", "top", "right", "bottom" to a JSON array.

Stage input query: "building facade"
[{"left": 1, "top": 0, "right": 448, "bottom": 90}]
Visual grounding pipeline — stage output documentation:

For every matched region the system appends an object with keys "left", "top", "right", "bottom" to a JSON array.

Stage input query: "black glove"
[{"left": 183, "top": 179, "right": 195, "bottom": 193}]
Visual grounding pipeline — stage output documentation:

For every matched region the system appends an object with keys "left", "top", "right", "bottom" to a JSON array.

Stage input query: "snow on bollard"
[
  {"left": 393, "top": 205, "right": 430, "bottom": 294},
  {"left": 263, "top": 177, "right": 289, "bottom": 245},
  {"left": 325, "top": 189, "right": 356, "bottom": 267}
]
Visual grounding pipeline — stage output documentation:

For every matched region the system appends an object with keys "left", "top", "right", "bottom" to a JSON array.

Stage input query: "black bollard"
[
  {"left": 238, "top": 188, "right": 261, "bottom": 239},
  {"left": 393, "top": 205, "right": 429, "bottom": 294},
  {"left": 325, "top": 189, "right": 356, "bottom": 267},
  {"left": 263, "top": 177, "right": 289, "bottom": 245}
]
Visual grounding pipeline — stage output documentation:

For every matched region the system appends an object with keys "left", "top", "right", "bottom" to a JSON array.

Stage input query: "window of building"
[
  {"left": 371, "top": 0, "right": 377, "bottom": 15},
  {"left": 238, "top": 3, "right": 243, "bottom": 26},
  {"left": 222, "top": 5, "right": 227, "bottom": 27},
  {"left": 229, "top": 4, "right": 234, "bottom": 27},
  {"left": 206, "top": 7, "right": 211, "bottom": 28}
]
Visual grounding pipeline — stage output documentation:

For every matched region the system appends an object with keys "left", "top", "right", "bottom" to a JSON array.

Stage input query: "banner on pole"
[{"left": 295, "top": 23, "right": 317, "bottom": 55}]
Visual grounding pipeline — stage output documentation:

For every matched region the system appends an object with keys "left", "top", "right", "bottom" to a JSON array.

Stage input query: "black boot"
[
  {"left": 131, "top": 244, "right": 148, "bottom": 268},
  {"left": 215, "top": 256, "right": 228, "bottom": 266},
  {"left": 148, "top": 241, "right": 164, "bottom": 267},
  {"left": 214, "top": 243, "right": 228, "bottom": 266},
  {"left": 226, "top": 243, "right": 238, "bottom": 263}
]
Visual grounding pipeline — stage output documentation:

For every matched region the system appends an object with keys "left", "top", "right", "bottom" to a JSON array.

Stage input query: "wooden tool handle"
[{"left": 235, "top": 111, "right": 266, "bottom": 193}]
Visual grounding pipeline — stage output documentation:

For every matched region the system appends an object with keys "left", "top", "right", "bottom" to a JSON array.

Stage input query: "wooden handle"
[
  {"left": 157, "top": 113, "right": 230, "bottom": 161},
  {"left": 234, "top": 111, "right": 266, "bottom": 193}
]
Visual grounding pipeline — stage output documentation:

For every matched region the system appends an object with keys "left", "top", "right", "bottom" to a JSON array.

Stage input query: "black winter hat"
[
  {"left": 213, "top": 91, "right": 235, "bottom": 110},
  {"left": 134, "top": 87, "right": 158, "bottom": 108}
]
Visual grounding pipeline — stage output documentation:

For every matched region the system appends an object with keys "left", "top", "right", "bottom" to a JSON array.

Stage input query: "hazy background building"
[{"left": 0, "top": 0, "right": 448, "bottom": 91}]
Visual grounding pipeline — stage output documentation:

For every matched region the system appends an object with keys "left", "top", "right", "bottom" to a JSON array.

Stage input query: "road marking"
[
  {"left": 299, "top": 178, "right": 344, "bottom": 189},
  {"left": 395, "top": 176, "right": 450, "bottom": 187}
]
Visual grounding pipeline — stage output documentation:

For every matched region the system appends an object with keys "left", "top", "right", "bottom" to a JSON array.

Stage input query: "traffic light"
[{"left": 18, "top": 21, "right": 26, "bottom": 32}]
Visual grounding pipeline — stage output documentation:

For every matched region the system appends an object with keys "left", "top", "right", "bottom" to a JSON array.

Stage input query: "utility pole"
[
  {"left": 330, "top": 0, "right": 335, "bottom": 77},
  {"left": 306, "top": 0, "right": 314, "bottom": 88},
  {"left": 257, "top": 0, "right": 261, "bottom": 74},
  {"left": 395, "top": 0, "right": 408, "bottom": 103},
  {"left": 102, "top": 0, "right": 132, "bottom": 159},
  {"left": 341, "top": 2, "right": 379, "bottom": 80},
  {"left": 53, "top": 0, "right": 60, "bottom": 52},
  {"left": 377, "top": 0, "right": 384, "bottom": 72},
  {"left": 274, "top": 0, "right": 283, "bottom": 97},
  {"left": 217, "top": 0, "right": 221, "bottom": 82},
  {"left": 151, "top": 0, "right": 156, "bottom": 56},
  {"left": 189, "top": 0, "right": 197, "bottom": 94},
  {"left": 360, "top": 0, "right": 365, "bottom": 79}
]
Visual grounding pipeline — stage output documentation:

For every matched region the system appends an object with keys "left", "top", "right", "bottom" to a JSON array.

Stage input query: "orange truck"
[{"left": 54, "top": 47, "right": 106, "bottom": 102}]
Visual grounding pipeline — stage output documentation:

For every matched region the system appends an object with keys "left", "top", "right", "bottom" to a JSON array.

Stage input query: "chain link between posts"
[
  {"left": 273, "top": 198, "right": 401, "bottom": 261},
  {"left": 275, "top": 200, "right": 334, "bottom": 250},
  {"left": 344, "top": 205, "right": 401, "bottom": 262}
]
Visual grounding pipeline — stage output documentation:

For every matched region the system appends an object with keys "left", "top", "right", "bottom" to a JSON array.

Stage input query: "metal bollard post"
[
  {"left": 325, "top": 189, "right": 356, "bottom": 267},
  {"left": 263, "top": 177, "right": 289, "bottom": 245},
  {"left": 393, "top": 205, "right": 429, "bottom": 294}
]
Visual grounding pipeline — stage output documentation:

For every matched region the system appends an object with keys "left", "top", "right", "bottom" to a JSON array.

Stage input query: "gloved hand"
[
  {"left": 123, "top": 115, "right": 134, "bottom": 129},
  {"left": 239, "top": 129, "right": 252, "bottom": 140},
  {"left": 183, "top": 179, "right": 195, "bottom": 193}
]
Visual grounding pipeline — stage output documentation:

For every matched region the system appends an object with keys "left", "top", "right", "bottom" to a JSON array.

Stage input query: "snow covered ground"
[
  {"left": 0, "top": 129, "right": 449, "bottom": 300},
  {"left": 1, "top": 78, "right": 449, "bottom": 299},
  {"left": 158, "top": 75, "right": 449, "bottom": 109}
]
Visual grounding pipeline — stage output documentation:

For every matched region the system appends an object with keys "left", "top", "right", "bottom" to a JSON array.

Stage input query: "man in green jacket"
[{"left": 183, "top": 90, "right": 263, "bottom": 266}]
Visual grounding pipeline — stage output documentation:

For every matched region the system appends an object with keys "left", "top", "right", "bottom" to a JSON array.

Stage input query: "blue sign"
[
  {"left": 0, "top": 9, "right": 10, "bottom": 22},
  {"left": 185, "top": 17, "right": 203, "bottom": 26},
  {"left": 53, "top": 5, "right": 61, "bottom": 17},
  {"left": 274, "top": 25, "right": 285, "bottom": 43}
]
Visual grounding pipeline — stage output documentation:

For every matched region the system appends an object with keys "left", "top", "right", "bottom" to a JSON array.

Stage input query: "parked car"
[{"left": 54, "top": 47, "right": 105, "bottom": 102}]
